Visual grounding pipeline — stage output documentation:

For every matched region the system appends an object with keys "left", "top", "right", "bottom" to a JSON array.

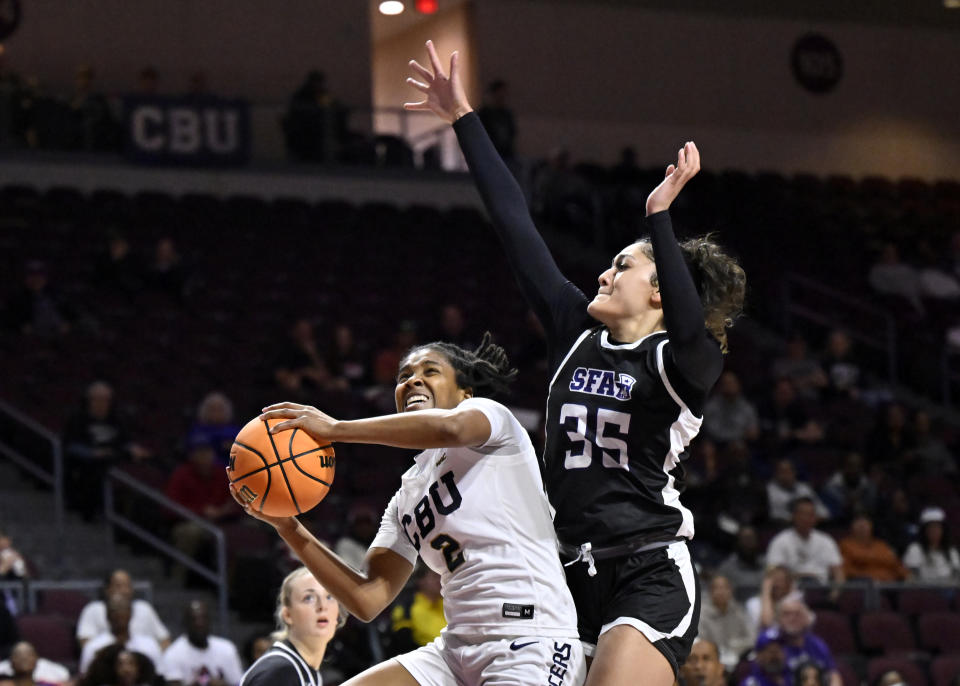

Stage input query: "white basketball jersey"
[{"left": 371, "top": 397, "right": 579, "bottom": 639}]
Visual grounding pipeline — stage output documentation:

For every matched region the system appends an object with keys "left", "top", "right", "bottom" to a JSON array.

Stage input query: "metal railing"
[
  {"left": 0, "top": 399, "right": 64, "bottom": 558},
  {"left": 781, "top": 273, "right": 899, "bottom": 385},
  {"left": 104, "top": 468, "right": 228, "bottom": 634}
]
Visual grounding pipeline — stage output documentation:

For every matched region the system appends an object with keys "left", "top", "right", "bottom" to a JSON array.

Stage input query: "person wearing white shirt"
[
  {"left": 0, "top": 642, "right": 70, "bottom": 686},
  {"left": 160, "top": 601, "right": 243, "bottom": 686},
  {"left": 76, "top": 569, "right": 170, "bottom": 649},
  {"left": 902, "top": 507, "right": 960, "bottom": 584},
  {"left": 766, "top": 498, "right": 844, "bottom": 586},
  {"left": 766, "top": 460, "right": 829, "bottom": 524},
  {"left": 79, "top": 594, "right": 163, "bottom": 673}
]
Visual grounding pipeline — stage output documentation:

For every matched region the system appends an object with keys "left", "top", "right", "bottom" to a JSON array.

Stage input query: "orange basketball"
[{"left": 227, "top": 416, "right": 335, "bottom": 517}]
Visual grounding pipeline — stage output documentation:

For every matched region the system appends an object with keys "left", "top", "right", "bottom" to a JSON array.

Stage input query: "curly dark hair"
[
  {"left": 635, "top": 235, "right": 746, "bottom": 353},
  {"left": 402, "top": 331, "right": 518, "bottom": 398}
]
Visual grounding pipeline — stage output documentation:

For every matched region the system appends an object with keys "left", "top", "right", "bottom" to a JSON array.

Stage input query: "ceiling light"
[
  {"left": 379, "top": 1, "right": 405, "bottom": 15},
  {"left": 416, "top": 0, "right": 438, "bottom": 13}
]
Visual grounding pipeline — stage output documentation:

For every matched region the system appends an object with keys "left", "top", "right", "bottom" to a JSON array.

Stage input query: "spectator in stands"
[
  {"left": 68, "top": 64, "right": 117, "bottom": 151},
  {"left": 865, "top": 403, "right": 915, "bottom": 468},
  {"left": 63, "top": 381, "right": 150, "bottom": 521},
  {"left": 0, "top": 642, "right": 69, "bottom": 686},
  {"left": 94, "top": 231, "right": 143, "bottom": 298},
  {"left": 476, "top": 80, "right": 516, "bottom": 161},
  {"left": 902, "top": 506, "right": 960, "bottom": 583},
  {"left": 0, "top": 530, "right": 27, "bottom": 582},
  {"left": 758, "top": 379, "right": 824, "bottom": 454},
  {"left": 703, "top": 371, "right": 760, "bottom": 445},
  {"left": 186, "top": 392, "right": 241, "bottom": 467},
  {"left": 874, "top": 488, "right": 917, "bottom": 555},
  {"left": 6, "top": 260, "right": 72, "bottom": 337},
  {"left": 366, "top": 320, "right": 418, "bottom": 413},
  {"left": 432, "top": 303, "right": 474, "bottom": 351},
  {"left": 910, "top": 410, "right": 957, "bottom": 476},
  {"left": 282, "top": 70, "right": 347, "bottom": 163},
  {"left": 332, "top": 505, "right": 378, "bottom": 572},
  {"left": 839, "top": 514, "right": 909, "bottom": 581},
  {"left": 244, "top": 635, "right": 272, "bottom": 665},
  {"left": 77, "top": 569, "right": 169, "bottom": 650},
  {"left": 680, "top": 638, "right": 726, "bottom": 686},
  {"left": 820, "top": 452, "right": 877, "bottom": 523},
  {"left": 79, "top": 646, "right": 155, "bottom": 686},
  {"left": 766, "top": 497, "right": 844, "bottom": 586},
  {"left": 874, "top": 670, "right": 907, "bottom": 686},
  {"left": 273, "top": 318, "right": 333, "bottom": 395},
  {"left": 389, "top": 566, "right": 445, "bottom": 656},
  {"left": 716, "top": 440, "right": 770, "bottom": 530},
  {"left": 820, "top": 329, "right": 861, "bottom": 399},
  {"left": 746, "top": 566, "right": 796, "bottom": 631},
  {"left": 80, "top": 593, "right": 163, "bottom": 673},
  {"left": 532, "top": 146, "right": 592, "bottom": 229},
  {"left": 767, "top": 459, "right": 830, "bottom": 524},
  {"left": 717, "top": 526, "right": 766, "bottom": 602},
  {"left": 165, "top": 437, "right": 237, "bottom": 584},
  {"left": 137, "top": 67, "right": 160, "bottom": 95},
  {"left": 698, "top": 574, "right": 755, "bottom": 669},
  {"left": 739, "top": 630, "right": 787, "bottom": 686},
  {"left": 774, "top": 594, "right": 841, "bottom": 686},
  {"left": 323, "top": 323, "right": 370, "bottom": 391},
  {"left": 793, "top": 661, "right": 828, "bottom": 686},
  {"left": 868, "top": 243, "right": 924, "bottom": 315},
  {"left": 771, "top": 336, "right": 828, "bottom": 400},
  {"left": 159, "top": 600, "right": 243, "bottom": 686},
  {"left": 147, "top": 237, "right": 188, "bottom": 303},
  {"left": 917, "top": 239, "right": 960, "bottom": 301}
]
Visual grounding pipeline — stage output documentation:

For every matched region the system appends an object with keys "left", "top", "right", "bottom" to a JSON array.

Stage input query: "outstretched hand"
[
  {"left": 259, "top": 402, "right": 339, "bottom": 442},
  {"left": 404, "top": 40, "right": 473, "bottom": 124},
  {"left": 645, "top": 141, "right": 701, "bottom": 216}
]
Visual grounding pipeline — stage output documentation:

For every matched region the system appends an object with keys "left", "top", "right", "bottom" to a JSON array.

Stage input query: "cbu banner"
[{"left": 123, "top": 96, "right": 250, "bottom": 166}]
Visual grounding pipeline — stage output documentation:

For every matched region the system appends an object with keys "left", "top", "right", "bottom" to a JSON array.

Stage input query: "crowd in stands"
[{"left": 0, "top": 132, "right": 958, "bottom": 684}]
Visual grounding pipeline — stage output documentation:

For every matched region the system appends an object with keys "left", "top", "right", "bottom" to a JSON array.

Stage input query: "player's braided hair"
[
  {"left": 635, "top": 235, "right": 746, "bottom": 353},
  {"left": 406, "top": 331, "right": 517, "bottom": 398}
]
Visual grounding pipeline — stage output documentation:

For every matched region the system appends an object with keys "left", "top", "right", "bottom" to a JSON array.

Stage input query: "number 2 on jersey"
[
  {"left": 559, "top": 403, "right": 630, "bottom": 470},
  {"left": 430, "top": 533, "right": 465, "bottom": 572}
]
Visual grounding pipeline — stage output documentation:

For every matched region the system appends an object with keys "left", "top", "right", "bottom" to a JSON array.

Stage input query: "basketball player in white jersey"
[{"left": 231, "top": 333, "right": 586, "bottom": 686}]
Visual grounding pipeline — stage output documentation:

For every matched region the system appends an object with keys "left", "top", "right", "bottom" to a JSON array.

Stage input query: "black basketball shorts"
[{"left": 562, "top": 539, "right": 701, "bottom": 677}]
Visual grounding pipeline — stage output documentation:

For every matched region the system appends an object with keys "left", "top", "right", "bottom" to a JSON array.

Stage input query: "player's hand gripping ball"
[{"left": 227, "top": 416, "right": 335, "bottom": 517}]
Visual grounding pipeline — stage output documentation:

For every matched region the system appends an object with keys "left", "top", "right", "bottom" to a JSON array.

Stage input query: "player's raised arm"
[
  {"left": 405, "top": 41, "right": 576, "bottom": 338},
  {"left": 229, "top": 483, "right": 412, "bottom": 622}
]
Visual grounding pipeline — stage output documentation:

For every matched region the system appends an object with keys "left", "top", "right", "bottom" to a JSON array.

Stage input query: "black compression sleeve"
[
  {"left": 647, "top": 210, "right": 723, "bottom": 392},
  {"left": 453, "top": 113, "right": 586, "bottom": 341}
]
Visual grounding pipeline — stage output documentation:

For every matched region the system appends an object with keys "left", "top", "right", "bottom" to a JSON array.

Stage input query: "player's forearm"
[
  {"left": 276, "top": 521, "right": 395, "bottom": 621},
  {"left": 330, "top": 410, "right": 473, "bottom": 449}
]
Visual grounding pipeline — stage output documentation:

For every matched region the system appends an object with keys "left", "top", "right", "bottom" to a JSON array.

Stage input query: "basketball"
[{"left": 227, "top": 416, "right": 336, "bottom": 517}]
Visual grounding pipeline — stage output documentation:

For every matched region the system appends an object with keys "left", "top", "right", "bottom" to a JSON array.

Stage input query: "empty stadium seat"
[{"left": 858, "top": 611, "right": 917, "bottom": 655}]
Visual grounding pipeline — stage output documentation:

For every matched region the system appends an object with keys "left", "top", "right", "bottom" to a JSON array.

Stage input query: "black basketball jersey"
[
  {"left": 544, "top": 326, "right": 708, "bottom": 549},
  {"left": 240, "top": 640, "right": 323, "bottom": 686}
]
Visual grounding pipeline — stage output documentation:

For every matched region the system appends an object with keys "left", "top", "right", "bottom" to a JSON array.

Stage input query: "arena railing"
[
  {"left": 103, "top": 468, "right": 228, "bottom": 634},
  {"left": 781, "top": 273, "right": 899, "bottom": 386},
  {"left": 0, "top": 399, "right": 64, "bottom": 561}
]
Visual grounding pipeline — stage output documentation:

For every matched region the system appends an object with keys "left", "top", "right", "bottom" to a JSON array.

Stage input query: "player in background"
[
  {"left": 405, "top": 42, "right": 746, "bottom": 686},
  {"left": 232, "top": 334, "right": 585, "bottom": 686},
  {"left": 240, "top": 567, "right": 343, "bottom": 686}
]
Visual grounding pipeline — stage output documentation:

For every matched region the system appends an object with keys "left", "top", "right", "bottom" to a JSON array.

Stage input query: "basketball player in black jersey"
[
  {"left": 240, "top": 567, "right": 342, "bottom": 686},
  {"left": 406, "top": 42, "right": 746, "bottom": 686}
]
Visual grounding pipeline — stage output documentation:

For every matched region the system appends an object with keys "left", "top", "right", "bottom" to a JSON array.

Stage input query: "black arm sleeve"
[
  {"left": 453, "top": 113, "right": 591, "bottom": 357},
  {"left": 647, "top": 210, "right": 723, "bottom": 396}
]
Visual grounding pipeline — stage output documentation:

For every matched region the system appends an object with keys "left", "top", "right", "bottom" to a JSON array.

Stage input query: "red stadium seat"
[
  {"left": 36, "top": 589, "right": 91, "bottom": 624},
  {"left": 867, "top": 658, "right": 928, "bottom": 686},
  {"left": 835, "top": 658, "right": 862, "bottom": 686},
  {"left": 813, "top": 610, "right": 858, "bottom": 655},
  {"left": 918, "top": 612, "right": 960, "bottom": 654},
  {"left": 16, "top": 614, "right": 75, "bottom": 663},
  {"left": 897, "top": 588, "right": 953, "bottom": 615},
  {"left": 858, "top": 611, "right": 917, "bottom": 655},
  {"left": 931, "top": 656, "right": 960, "bottom": 686}
]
